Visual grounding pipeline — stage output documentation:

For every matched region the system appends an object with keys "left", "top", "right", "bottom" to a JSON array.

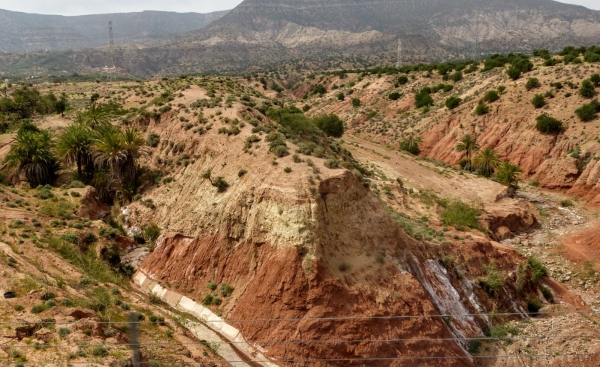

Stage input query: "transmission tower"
[
  {"left": 108, "top": 21, "right": 116, "bottom": 80},
  {"left": 396, "top": 40, "right": 403, "bottom": 68}
]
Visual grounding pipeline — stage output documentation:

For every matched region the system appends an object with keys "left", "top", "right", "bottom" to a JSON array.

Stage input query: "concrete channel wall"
[{"left": 133, "top": 271, "right": 278, "bottom": 367}]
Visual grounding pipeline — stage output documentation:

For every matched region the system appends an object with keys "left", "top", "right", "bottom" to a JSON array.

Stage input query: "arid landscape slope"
[{"left": 1, "top": 48, "right": 600, "bottom": 365}]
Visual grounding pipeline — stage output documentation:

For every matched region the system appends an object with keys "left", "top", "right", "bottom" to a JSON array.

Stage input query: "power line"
[
  {"left": 10, "top": 352, "right": 600, "bottom": 365},
  {"left": 0, "top": 309, "right": 598, "bottom": 325},
  {"left": 4, "top": 334, "right": 600, "bottom": 349}
]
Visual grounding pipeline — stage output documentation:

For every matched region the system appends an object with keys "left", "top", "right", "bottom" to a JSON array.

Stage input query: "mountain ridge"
[{"left": 0, "top": 8, "right": 229, "bottom": 52}]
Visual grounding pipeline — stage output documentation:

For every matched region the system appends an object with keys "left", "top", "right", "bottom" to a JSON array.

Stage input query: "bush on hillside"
[
  {"left": 535, "top": 114, "right": 563, "bottom": 133},
  {"left": 415, "top": 89, "right": 434, "bottom": 108},
  {"left": 575, "top": 100, "right": 600, "bottom": 121},
  {"left": 506, "top": 67, "right": 521, "bottom": 80},
  {"left": 483, "top": 90, "right": 500, "bottom": 103},
  {"left": 445, "top": 96, "right": 462, "bottom": 110},
  {"left": 525, "top": 78, "right": 541, "bottom": 91},
  {"left": 474, "top": 102, "right": 490, "bottom": 115},
  {"left": 580, "top": 80, "right": 596, "bottom": 98},
  {"left": 531, "top": 94, "right": 546, "bottom": 108}
]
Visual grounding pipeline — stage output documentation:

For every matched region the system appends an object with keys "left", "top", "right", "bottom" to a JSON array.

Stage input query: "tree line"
[{"left": 4, "top": 95, "right": 146, "bottom": 204}]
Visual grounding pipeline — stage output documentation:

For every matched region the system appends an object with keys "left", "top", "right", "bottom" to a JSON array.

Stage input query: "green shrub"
[
  {"left": 70, "top": 180, "right": 85, "bottom": 188},
  {"left": 31, "top": 303, "right": 47, "bottom": 314},
  {"left": 389, "top": 91, "right": 401, "bottom": 101},
  {"left": 146, "top": 133, "right": 160, "bottom": 147},
  {"left": 336, "top": 92, "right": 344, "bottom": 101},
  {"left": 506, "top": 67, "right": 521, "bottom": 80},
  {"left": 220, "top": 284, "right": 234, "bottom": 297},
  {"left": 445, "top": 96, "right": 462, "bottom": 110},
  {"left": 483, "top": 90, "right": 499, "bottom": 103},
  {"left": 525, "top": 78, "right": 541, "bottom": 90},
  {"left": 42, "top": 291, "right": 56, "bottom": 300},
  {"left": 475, "top": 102, "right": 490, "bottom": 115},
  {"left": 91, "top": 347, "right": 109, "bottom": 357},
  {"left": 397, "top": 75, "right": 409, "bottom": 85},
  {"left": 207, "top": 282, "right": 217, "bottom": 291},
  {"left": 284, "top": 167, "right": 292, "bottom": 173},
  {"left": 314, "top": 114, "right": 344, "bottom": 137},
  {"left": 351, "top": 98, "right": 361, "bottom": 107},
  {"left": 238, "top": 169, "right": 247, "bottom": 177},
  {"left": 272, "top": 145, "right": 289, "bottom": 157},
  {"left": 527, "top": 299, "right": 543, "bottom": 315},
  {"left": 528, "top": 256, "right": 548, "bottom": 282},
  {"left": 58, "top": 328, "right": 71, "bottom": 338},
  {"left": 440, "top": 200, "right": 480, "bottom": 230},
  {"left": 580, "top": 79, "right": 596, "bottom": 98},
  {"left": 144, "top": 223, "right": 161, "bottom": 243},
  {"left": 478, "top": 262, "right": 505, "bottom": 295},
  {"left": 560, "top": 199, "right": 574, "bottom": 207},
  {"left": 489, "top": 323, "right": 519, "bottom": 342},
  {"left": 535, "top": 114, "right": 563, "bottom": 133},
  {"left": 324, "top": 158, "right": 339, "bottom": 169},
  {"left": 531, "top": 94, "right": 546, "bottom": 108},
  {"left": 202, "top": 294, "right": 214, "bottom": 306},
  {"left": 415, "top": 89, "right": 434, "bottom": 108},
  {"left": 468, "top": 339, "right": 482, "bottom": 354},
  {"left": 575, "top": 100, "right": 600, "bottom": 121}
]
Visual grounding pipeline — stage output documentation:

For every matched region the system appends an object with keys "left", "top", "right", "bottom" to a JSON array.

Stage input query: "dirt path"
[{"left": 345, "top": 135, "right": 508, "bottom": 204}]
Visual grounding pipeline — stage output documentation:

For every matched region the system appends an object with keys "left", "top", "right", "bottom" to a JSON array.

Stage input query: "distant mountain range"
[
  {"left": 1, "top": 0, "right": 600, "bottom": 76},
  {"left": 0, "top": 9, "right": 228, "bottom": 52}
]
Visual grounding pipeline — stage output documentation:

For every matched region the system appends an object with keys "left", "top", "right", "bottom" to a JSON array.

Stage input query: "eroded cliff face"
[{"left": 126, "top": 106, "right": 548, "bottom": 365}]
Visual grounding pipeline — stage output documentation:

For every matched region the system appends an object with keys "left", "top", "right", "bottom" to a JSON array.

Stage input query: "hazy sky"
[{"left": 0, "top": 0, "right": 598, "bottom": 15}]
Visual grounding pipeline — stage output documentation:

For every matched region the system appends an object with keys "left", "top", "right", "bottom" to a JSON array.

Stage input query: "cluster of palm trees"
[
  {"left": 5, "top": 99, "right": 146, "bottom": 203},
  {"left": 456, "top": 134, "right": 523, "bottom": 189}
]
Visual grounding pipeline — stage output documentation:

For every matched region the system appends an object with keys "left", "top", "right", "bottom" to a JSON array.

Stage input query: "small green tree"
[
  {"left": 351, "top": 98, "right": 361, "bottom": 108},
  {"left": 591, "top": 74, "right": 600, "bottom": 87},
  {"left": 531, "top": 94, "right": 546, "bottom": 108},
  {"left": 473, "top": 148, "right": 500, "bottom": 177},
  {"left": 398, "top": 75, "right": 409, "bottom": 85},
  {"left": 336, "top": 92, "right": 345, "bottom": 101},
  {"left": 495, "top": 161, "right": 523, "bottom": 189},
  {"left": 6, "top": 127, "right": 59, "bottom": 187},
  {"left": 314, "top": 114, "right": 344, "bottom": 138}
]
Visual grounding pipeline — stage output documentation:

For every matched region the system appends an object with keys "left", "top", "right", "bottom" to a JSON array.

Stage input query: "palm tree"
[
  {"left": 92, "top": 124, "right": 126, "bottom": 182},
  {"left": 495, "top": 161, "right": 523, "bottom": 190},
  {"left": 473, "top": 148, "right": 500, "bottom": 177},
  {"left": 5, "top": 129, "right": 58, "bottom": 187},
  {"left": 399, "top": 135, "right": 423, "bottom": 155},
  {"left": 56, "top": 122, "right": 94, "bottom": 182},
  {"left": 456, "top": 134, "right": 480, "bottom": 171},
  {"left": 120, "top": 127, "right": 146, "bottom": 201}
]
